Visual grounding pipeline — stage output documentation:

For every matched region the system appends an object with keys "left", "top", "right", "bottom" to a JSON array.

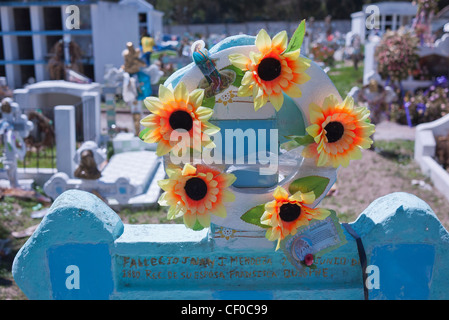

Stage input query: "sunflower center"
[
  {"left": 184, "top": 177, "right": 208, "bottom": 201},
  {"left": 279, "top": 203, "right": 301, "bottom": 222},
  {"left": 169, "top": 110, "right": 193, "bottom": 131},
  {"left": 258, "top": 57, "right": 282, "bottom": 81},
  {"left": 324, "top": 121, "right": 344, "bottom": 143}
]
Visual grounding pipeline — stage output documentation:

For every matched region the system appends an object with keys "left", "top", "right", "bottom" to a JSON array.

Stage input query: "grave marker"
[
  {"left": 12, "top": 190, "right": 449, "bottom": 299},
  {"left": 13, "top": 24, "right": 449, "bottom": 300}
]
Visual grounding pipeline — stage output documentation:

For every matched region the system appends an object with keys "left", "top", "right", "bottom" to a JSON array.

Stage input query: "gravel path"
[{"left": 373, "top": 121, "right": 416, "bottom": 141}]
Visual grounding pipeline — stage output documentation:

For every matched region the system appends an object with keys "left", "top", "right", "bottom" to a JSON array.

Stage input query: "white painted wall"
[
  {"left": 350, "top": 11, "right": 365, "bottom": 44},
  {"left": 30, "top": 6, "right": 48, "bottom": 83},
  {"left": 1, "top": 6, "right": 20, "bottom": 88},
  {"left": 149, "top": 10, "right": 164, "bottom": 39},
  {"left": 91, "top": 1, "right": 139, "bottom": 83}
]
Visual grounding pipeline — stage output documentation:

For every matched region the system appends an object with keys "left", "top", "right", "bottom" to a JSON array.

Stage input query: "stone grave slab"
[{"left": 44, "top": 151, "right": 162, "bottom": 205}]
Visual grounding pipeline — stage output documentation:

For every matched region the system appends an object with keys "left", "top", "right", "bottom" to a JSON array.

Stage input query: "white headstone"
[{"left": 55, "top": 105, "right": 76, "bottom": 178}]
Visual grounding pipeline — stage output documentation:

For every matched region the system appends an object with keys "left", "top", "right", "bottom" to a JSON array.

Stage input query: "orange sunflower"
[
  {"left": 140, "top": 82, "right": 219, "bottom": 156},
  {"left": 302, "top": 94, "right": 375, "bottom": 168},
  {"left": 158, "top": 163, "right": 236, "bottom": 229},
  {"left": 260, "top": 186, "right": 330, "bottom": 251},
  {"left": 228, "top": 29, "right": 311, "bottom": 111}
]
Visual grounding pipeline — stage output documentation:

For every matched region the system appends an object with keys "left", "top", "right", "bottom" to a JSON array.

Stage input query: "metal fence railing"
[{"left": 21, "top": 110, "right": 57, "bottom": 172}]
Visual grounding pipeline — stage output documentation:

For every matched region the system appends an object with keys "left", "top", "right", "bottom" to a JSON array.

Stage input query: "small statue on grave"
[
  {"left": 74, "top": 149, "right": 102, "bottom": 180},
  {"left": 0, "top": 98, "right": 34, "bottom": 188},
  {"left": 192, "top": 40, "right": 235, "bottom": 98},
  {"left": 48, "top": 39, "right": 85, "bottom": 81},
  {"left": 0, "top": 77, "right": 12, "bottom": 100},
  {"left": 121, "top": 42, "right": 153, "bottom": 136},
  {"left": 357, "top": 72, "right": 397, "bottom": 125},
  {"left": 26, "top": 110, "right": 55, "bottom": 152},
  {"left": 73, "top": 141, "right": 106, "bottom": 180},
  {"left": 122, "top": 42, "right": 146, "bottom": 75},
  {"left": 436, "top": 133, "right": 449, "bottom": 171}
]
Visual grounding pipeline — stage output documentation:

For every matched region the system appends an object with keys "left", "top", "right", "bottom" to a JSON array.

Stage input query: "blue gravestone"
[
  {"left": 12, "top": 189, "right": 449, "bottom": 300},
  {"left": 12, "top": 28, "right": 449, "bottom": 301}
]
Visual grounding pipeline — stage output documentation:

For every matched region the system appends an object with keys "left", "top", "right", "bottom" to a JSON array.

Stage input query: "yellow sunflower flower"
[
  {"left": 302, "top": 94, "right": 375, "bottom": 168},
  {"left": 228, "top": 29, "right": 311, "bottom": 111},
  {"left": 158, "top": 163, "right": 236, "bottom": 229},
  {"left": 140, "top": 82, "right": 220, "bottom": 156},
  {"left": 260, "top": 186, "right": 330, "bottom": 251}
]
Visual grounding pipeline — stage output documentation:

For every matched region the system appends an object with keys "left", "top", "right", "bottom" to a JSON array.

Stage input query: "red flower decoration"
[{"left": 304, "top": 253, "right": 314, "bottom": 266}]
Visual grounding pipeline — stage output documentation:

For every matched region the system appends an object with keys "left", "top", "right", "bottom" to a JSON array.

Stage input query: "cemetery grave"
[
  {"left": 8, "top": 20, "right": 449, "bottom": 300},
  {"left": 2, "top": 0, "right": 449, "bottom": 299}
]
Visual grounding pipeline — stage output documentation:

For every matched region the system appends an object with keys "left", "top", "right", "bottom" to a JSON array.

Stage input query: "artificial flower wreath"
[{"left": 139, "top": 21, "right": 376, "bottom": 254}]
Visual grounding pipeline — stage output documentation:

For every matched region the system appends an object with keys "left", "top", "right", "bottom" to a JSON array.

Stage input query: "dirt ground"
[
  {"left": 321, "top": 120, "right": 449, "bottom": 228},
  {"left": 321, "top": 148, "right": 449, "bottom": 228}
]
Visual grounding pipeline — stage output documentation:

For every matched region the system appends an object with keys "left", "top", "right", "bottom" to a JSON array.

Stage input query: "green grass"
[
  {"left": 150, "top": 49, "right": 178, "bottom": 62},
  {"left": 19, "top": 148, "right": 56, "bottom": 169},
  {"left": 374, "top": 140, "right": 415, "bottom": 165},
  {"left": 119, "top": 206, "right": 180, "bottom": 225},
  {"left": 327, "top": 62, "right": 364, "bottom": 97},
  {"left": 0, "top": 147, "right": 56, "bottom": 169}
]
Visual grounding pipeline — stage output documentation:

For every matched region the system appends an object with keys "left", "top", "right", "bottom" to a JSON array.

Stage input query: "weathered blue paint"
[
  {"left": 12, "top": 190, "right": 123, "bottom": 300},
  {"left": 12, "top": 190, "right": 449, "bottom": 300},
  {"left": 370, "top": 244, "right": 435, "bottom": 300}
]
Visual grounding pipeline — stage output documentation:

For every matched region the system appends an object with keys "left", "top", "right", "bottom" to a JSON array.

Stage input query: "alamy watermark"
[
  {"left": 365, "top": 5, "right": 380, "bottom": 30},
  {"left": 65, "top": 5, "right": 80, "bottom": 30},
  {"left": 65, "top": 265, "right": 80, "bottom": 290},
  {"left": 366, "top": 264, "right": 380, "bottom": 290},
  {"left": 169, "top": 120, "right": 279, "bottom": 176}
]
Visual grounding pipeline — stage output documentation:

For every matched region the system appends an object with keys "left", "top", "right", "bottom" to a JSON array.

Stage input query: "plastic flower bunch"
[
  {"left": 254, "top": 94, "right": 375, "bottom": 251},
  {"left": 310, "top": 43, "right": 335, "bottom": 66},
  {"left": 158, "top": 163, "right": 236, "bottom": 230},
  {"left": 392, "top": 80, "right": 449, "bottom": 125},
  {"left": 414, "top": 0, "right": 439, "bottom": 14},
  {"left": 140, "top": 82, "right": 219, "bottom": 156},
  {"left": 284, "top": 94, "right": 375, "bottom": 168},
  {"left": 228, "top": 21, "right": 311, "bottom": 111},
  {"left": 374, "top": 28, "right": 419, "bottom": 82},
  {"left": 260, "top": 186, "right": 330, "bottom": 251},
  {"left": 140, "top": 82, "right": 237, "bottom": 230}
]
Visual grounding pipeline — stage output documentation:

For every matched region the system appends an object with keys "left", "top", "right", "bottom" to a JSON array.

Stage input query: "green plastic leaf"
[
  {"left": 288, "top": 176, "right": 330, "bottom": 198},
  {"left": 286, "top": 19, "right": 306, "bottom": 53},
  {"left": 232, "top": 74, "right": 243, "bottom": 88},
  {"left": 202, "top": 96, "right": 216, "bottom": 109},
  {"left": 288, "top": 134, "right": 314, "bottom": 146},
  {"left": 192, "top": 219, "right": 205, "bottom": 231},
  {"left": 222, "top": 65, "right": 244, "bottom": 88},
  {"left": 281, "top": 134, "right": 314, "bottom": 151},
  {"left": 138, "top": 127, "right": 151, "bottom": 140},
  {"left": 223, "top": 64, "right": 244, "bottom": 76},
  {"left": 240, "top": 204, "right": 270, "bottom": 228},
  {"left": 280, "top": 140, "right": 300, "bottom": 151}
]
